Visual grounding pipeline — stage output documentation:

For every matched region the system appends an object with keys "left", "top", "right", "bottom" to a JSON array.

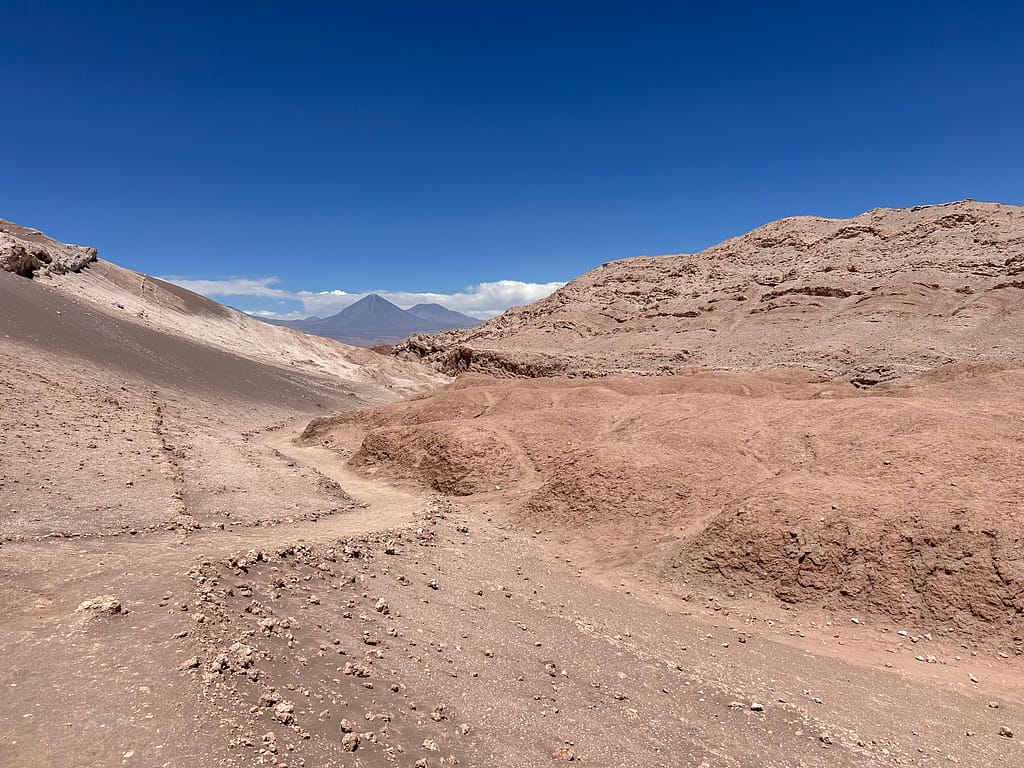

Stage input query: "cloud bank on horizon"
[{"left": 161, "top": 276, "right": 565, "bottom": 320}]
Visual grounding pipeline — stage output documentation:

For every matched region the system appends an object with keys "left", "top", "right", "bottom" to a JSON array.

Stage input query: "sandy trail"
[
  {"left": 0, "top": 409, "right": 434, "bottom": 768},
  {"left": 3, "top": 407, "right": 1023, "bottom": 768},
  {"left": 260, "top": 423, "right": 426, "bottom": 530}
]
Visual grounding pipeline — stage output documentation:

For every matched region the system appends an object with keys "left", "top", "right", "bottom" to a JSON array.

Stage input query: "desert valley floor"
[
  {"left": 3, "top": 350, "right": 1022, "bottom": 768},
  {"left": 2, "top": 205, "right": 1023, "bottom": 767}
]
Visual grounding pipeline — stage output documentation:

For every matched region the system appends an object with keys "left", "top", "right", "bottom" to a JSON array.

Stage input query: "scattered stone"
[
  {"left": 339, "top": 718, "right": 355, "bottom": 733},
  {"left": 340, "top": 732, "right": 360, "bottom": 752},
  {"left": 273, "top": 702, "right": 294, "bottom": 724},
  {"left": 229, "top": 642, "right": 254, "bottom": 668},
  {"left": 76, "top": 595, "right": 122, "bottom": 616},
  {"left": 552, "top": 744, "right": 576, "bottom": 761},
  {"left": 342, "top": 662, "right": 371, "bottom": 678},
  {"left": 998, "top": 726, "right": 1013, "bottom": 738},
  {"left": 178, "top": 655, "right": 201, "bottom": 670},
  {"left": 750, "top": 702, "right": 765, "bottom": 712}
]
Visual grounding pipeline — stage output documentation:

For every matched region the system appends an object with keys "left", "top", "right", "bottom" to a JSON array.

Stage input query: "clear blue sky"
[{"left": 2, "top": 1, "right": 1022, "bottom": 316}]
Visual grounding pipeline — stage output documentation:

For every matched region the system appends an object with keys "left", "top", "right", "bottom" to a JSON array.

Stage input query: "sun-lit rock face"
[
  {"left": 398, "top": 200, "right": 1024, "bottom": 383},
  {"left": 0, "top": 218, "right": 97, "bottom": 277}
]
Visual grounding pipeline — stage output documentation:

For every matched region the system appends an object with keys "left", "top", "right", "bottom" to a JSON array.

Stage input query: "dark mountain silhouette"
[
  {"left": 264, "top": 294, "right": 479, "bottom": 347},
  {"left": 406, "top": 302, "right": 479, "bottom": 328}
]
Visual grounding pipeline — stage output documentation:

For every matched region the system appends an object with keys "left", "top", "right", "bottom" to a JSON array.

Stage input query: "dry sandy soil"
[
  {"left": 2, "top": 213, "right": 1023, "bottom": 767},
  {"left": 398, "top": 200, "right": 1024, "bottom": 382},
  {"left": 301, "top": 366, "right": 1024, "bottom": 643},
  {"left": 5, "top": 352, "right": 1023, "bottom": 767}
]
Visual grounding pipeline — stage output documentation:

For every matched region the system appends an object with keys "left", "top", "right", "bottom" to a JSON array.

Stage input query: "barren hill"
[
  {"left": 398, "top": 200, "right": 1024, "bottom": 383},
  {"left": 0, "top": 217, "right": 443, "bottom": 399},
  {"left": 0, "top": 214, "right": 443, "bottom": 544}
]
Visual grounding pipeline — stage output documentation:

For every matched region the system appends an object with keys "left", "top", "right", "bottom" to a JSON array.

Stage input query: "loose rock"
[
  {"left": 341, "top": 732, "right": 360, "bottom": 752},
  {"left": 552, "top": 744, "right": 576, "bottom": 761}
]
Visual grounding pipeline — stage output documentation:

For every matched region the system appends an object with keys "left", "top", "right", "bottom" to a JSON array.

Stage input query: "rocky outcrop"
[
  {"left": 1, "top": 218, "right": 97, "bottom": 277},
  {"left": 396, "top": 200, "right": 1024, "bottom": 381}
]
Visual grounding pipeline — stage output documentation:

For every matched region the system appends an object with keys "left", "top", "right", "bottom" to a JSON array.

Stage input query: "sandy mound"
[
  {"left": 302, "top": 367, "right": 1024, "bottom": 638},
  {"left": 398, "top": 200, "right": 1024, "bottom": 382}
]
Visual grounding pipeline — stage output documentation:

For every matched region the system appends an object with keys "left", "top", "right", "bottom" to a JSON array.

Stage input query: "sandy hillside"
[
  {"left": 1, "top": 217, "right": 444, "bottom": 395},
  {"left": 398, "top": 200, "right": 1024, "bottom": 382}
]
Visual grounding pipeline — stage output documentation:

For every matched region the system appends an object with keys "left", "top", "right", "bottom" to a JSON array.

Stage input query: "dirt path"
[
  {"left": 261, "top": 424, "right": 426, "bottom": 529},
  {"left": 0, "top": 397, "right": 435, "bottom": 768},
  {"left": 3, "top": 394, "right": 1023, "bottom": 768}
]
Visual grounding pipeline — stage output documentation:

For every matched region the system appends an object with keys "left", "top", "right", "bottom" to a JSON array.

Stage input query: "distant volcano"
[{"left": 263, "top": 294, "right": 479, "bottom": 347}]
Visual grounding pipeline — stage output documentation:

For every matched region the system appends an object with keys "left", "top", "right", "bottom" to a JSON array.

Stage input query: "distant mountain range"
[{"left": 260, "top": 294, "right": 480, "bottom": 347}]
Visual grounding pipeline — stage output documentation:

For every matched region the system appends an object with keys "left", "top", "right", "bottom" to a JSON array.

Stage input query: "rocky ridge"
[{"left": 397, "top": 200, "right": 1024, "bottom": 383}]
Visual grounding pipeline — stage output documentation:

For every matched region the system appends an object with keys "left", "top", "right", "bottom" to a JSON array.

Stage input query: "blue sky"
[{"left": 2, "top": 1, "right": 1022, "bottom": 318}]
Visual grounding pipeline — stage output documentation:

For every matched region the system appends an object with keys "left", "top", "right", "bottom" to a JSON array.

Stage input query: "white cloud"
[
  {"left": 160, "top": 275, "right": 565, "bottom": 319},
  {"left": 163, "top": 276, "right": 294, "bottom": 300},
  {"left": 247, "top": 308, "right": 310, "bottom": 321}
]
